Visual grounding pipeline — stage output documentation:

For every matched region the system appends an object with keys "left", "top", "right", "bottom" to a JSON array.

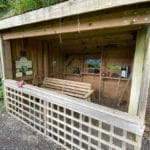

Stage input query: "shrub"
[
  {"left": 7, "top": 0, "right": 41, "bottom": 14},
  {"left": 0, "top": 78, "right": 3, "bottom": 100},
  {"left": 0, "top": 0, "right": 65, "bottom": 18}
]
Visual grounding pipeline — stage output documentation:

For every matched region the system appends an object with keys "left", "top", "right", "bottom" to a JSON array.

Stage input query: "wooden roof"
[{"left": 0, "top": 0, "right": 149, "bottom": 31}]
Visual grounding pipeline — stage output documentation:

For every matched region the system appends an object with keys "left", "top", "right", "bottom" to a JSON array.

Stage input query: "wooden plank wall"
[
  {"left": 10, "top": 38, "right": 64, "bottom": 84},
  {"left": 48, "top": 41, "right": 64, "bottom": 79},
  {"left": 11, "top": 39, "right": 44, "bottom": 84},
  {"left": 50, "top": 33, "right": 135, "bottom": 106},
  {"left": 101, "top": 48, "right": 133, "bottom": 105},
  {"left": 10, "top": 31, "right": 135, "bottom": 109}
]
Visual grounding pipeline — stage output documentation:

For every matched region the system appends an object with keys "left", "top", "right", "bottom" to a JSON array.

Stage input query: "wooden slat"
[
  {"left": 43, "top": 83, "right": 88, "bottom": 94},
  {"left": 128, "top": 28, "right": 147, "bottom": 115},
  {"left": 42, "top": 77, "right": 93, "bottom": 99},
  {"left": 44, "top": 77, "right": 91, "bottom": 88},
  {"left": 2, "top": 7, "right": 150, "bottom": 40},
  {"left": 43, "top": 81, "right": 91, "bottom": 92},
  {"left": 4, "top": 79, "right": 145, "bottom": 136},
  {"left": 0, "top": 34, "right": 5, "bottom": 79},
  {"left": 3, "top": 40, "right": 13, "bottom": 79}
]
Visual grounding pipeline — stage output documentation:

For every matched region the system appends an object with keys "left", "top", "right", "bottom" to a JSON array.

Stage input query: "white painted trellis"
[{"left": 4, "top": 80, "right": 144, "bottom": 150}]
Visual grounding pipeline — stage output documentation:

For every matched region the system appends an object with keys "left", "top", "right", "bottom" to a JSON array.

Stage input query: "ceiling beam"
[
  {"left": 2, "top": 7, "right": 150, "bottom": 40},
  {"left": 0, "top": 0, "right": 149, "bottom": 31}
]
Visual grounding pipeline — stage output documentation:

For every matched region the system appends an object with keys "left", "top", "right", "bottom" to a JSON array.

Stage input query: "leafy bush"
[
  {"left": 7, "top": 0, "right": 40, "bottom": 14},
  {"left": 0, "top": 1, "right": 8, "bottom": 18},
  {"left": 5, "top": 0, "right": 62, "bottom": 15}
]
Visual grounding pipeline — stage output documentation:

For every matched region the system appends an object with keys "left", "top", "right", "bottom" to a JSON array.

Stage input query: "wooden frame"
[
  {"left": 129, "top": 26, "right": 150, "bottom": 118},
  {"left": 2, "top": 6, "right": 150, "bottom": 40},
  {"left": 5, "top": 79, "right": 144, "bottom": 149},
  {"left": 42, "top": 77, "right": 94, "bottom": 100},
  {"left": 138, "top": 26, "right": 150, "bottom": 121},
  {"left": 0, "top": 34, "right": 5, "bottom": 80},
  {"left": 0, "top": 3, "right": 149, "bottom": 149},
  {"left": 0, "top": 0, "right": 149, "bottom": 31}
]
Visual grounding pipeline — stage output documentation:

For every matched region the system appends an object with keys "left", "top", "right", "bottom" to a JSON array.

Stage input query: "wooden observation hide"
[{"left": 0, "top": 0, "right": 150, "bottom": 149}]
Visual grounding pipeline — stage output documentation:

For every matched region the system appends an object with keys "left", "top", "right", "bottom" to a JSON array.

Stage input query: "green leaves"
[
  {"left": 0, "top": 3, "right": 7, "bottom": 9},
  {"left": 0, "top": 0, "right": 63, "bottom": 18},
  {"left": 0, "top": 105, "right": 6, "bottom": 113},
  {"left": 0, "top": 78, "right": 3, "bottom": 100}
]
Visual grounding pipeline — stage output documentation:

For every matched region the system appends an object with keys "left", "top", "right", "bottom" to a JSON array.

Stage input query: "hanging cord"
[
  {"left": 59, "top": 18, "right": 62, "bottom": 43},
  {"left": 77, "top": 16, "right": 80, "bottom": 33},
  {"left": 99, "top": 45, "right": 103, "bottom": 104}
]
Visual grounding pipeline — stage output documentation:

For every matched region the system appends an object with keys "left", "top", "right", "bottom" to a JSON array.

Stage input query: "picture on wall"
[{"left": 15, "top": 57, "right": 33, "bottom": 78}]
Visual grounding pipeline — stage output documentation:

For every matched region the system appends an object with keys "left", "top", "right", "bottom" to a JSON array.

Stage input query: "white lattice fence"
[{"left": 4, "top": 80, "right": 144, "bottom": 150}]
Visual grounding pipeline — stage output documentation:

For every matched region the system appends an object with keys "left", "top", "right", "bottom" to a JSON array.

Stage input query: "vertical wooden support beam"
[
  {"left": 43, "top": 42, "right": 49, "bottom": 77},
  {"left": 128, "top": 28, "right": 147, "bottom": 115},
  {"left": 0, "top": 34, "right": 7, "bottom": 111},
  {"left": 138, "top": 26, "right": 150, "bottom": 122},
  {"left": 0, "top": 34, "right": 5, "bottom": 80},
  {"left": 3, "top": 40, "right": 13, "bottom": 79}
]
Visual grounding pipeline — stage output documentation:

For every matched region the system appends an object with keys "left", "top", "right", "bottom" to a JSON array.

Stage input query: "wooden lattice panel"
[{"left": 4, "top": 80, "right": 144, "bottom": 150}]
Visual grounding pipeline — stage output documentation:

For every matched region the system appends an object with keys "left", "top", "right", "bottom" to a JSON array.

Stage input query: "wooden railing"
[{"left": 4, "top": 79, "right": 144, "bottom": 150}]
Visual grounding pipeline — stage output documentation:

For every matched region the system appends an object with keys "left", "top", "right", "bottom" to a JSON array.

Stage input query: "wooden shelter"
[{"left": 0, "top": 0, "right": 150, "bottom": 149}]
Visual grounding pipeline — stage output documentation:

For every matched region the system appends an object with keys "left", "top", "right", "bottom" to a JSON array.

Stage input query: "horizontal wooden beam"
[
  {"left": 0, "top": 0, "right": 149, "bottom": 31},
  {"left": 2, "top": 7, "right": 150, "bottom": 40}
]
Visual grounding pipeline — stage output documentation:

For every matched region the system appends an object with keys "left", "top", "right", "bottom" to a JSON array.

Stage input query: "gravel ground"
[{"left": 0, "top": 112, "right": 62, "bottom": 150}]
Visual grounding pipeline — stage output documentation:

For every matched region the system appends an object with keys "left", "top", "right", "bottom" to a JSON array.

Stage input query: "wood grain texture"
[
  {"left": 0, "top": 0, "right": 149, "bottom": 31},
  {"left": 2, "top": 6, "right": 150, "bottom": 40},
  {"left": 138, "top": 26, "right": 150, "bottom": 121},
  {"left": 0, "top": 34, "right": 5, "bottom": 79},
  {"left": 128, "top": 28, "right": 147, "bottom": 115}
]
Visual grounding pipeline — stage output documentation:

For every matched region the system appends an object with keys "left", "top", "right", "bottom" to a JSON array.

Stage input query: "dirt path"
[{"left": 0, "top": 113, "right": 62, "bottom": 150}]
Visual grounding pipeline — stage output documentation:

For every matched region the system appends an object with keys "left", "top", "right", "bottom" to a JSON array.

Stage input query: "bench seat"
[{"left": 42, "top": 77, "right": 94, "bottom": 100}]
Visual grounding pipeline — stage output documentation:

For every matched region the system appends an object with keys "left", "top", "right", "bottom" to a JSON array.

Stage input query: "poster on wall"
[{"left": 15, "top": 57, "right": 33, "bottom": 78}]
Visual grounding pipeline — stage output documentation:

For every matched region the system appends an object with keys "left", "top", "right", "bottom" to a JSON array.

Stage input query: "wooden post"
[
  {"left": 138, "top": 26, "right": 150, "bottom": 122},
  {"left": 0, "top": 34, "right": 5, "bottom": 80},
  {"left": 3, "top": 40, "right": 13, "bottom": 79},
  {"left": 128, "top": 28, "right": 147, "bottom": 115},
  {"left": 0, "top": 34, "right": 8, "bottom": 111},
  {"left": 43, "top": 42, "right": 49, "bottom": 77}
]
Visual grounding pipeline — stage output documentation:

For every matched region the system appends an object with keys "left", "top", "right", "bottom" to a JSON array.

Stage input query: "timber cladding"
[{"left": 1, "top": 4, "right": 150, "bottom": 40}]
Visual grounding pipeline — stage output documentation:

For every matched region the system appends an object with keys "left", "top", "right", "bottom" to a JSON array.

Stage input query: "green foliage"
[
  {"left": 41, "top": 0, "right": 60, "bottom": 6},
  {"left": 0, "top": 0, "right": 62, "bottom": 17},
  {"left": 0, "top": 105, "right": 6, "bottom": 113},
  {"left": 0, "top": 0, "right": 8, "bottom": 18},
  {"left": 0, "top": 78, "right": 3, "bottom": 100},
  {"left": 7, "top": 0, "right": 40, "bottom": 14},
  {"left": 0, "top": 3, "right": 7, "bottom": 9},
  {"left": 106, "top": 65, "right": 121, "bottom": 71},
  {"left": 0, "top": 87, "right": 3, "bottom": 99}
]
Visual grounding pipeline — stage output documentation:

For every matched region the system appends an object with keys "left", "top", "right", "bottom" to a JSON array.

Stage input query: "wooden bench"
[{"left": 42, "top": 77, "right": 94, "bottom": 100}]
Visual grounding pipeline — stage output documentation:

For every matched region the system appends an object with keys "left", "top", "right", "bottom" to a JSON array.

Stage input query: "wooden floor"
[{"left": 91, "top": 96, "right": 128, "bottom": 112}]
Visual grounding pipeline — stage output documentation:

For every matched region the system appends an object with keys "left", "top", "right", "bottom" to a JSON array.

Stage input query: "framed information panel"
[{"left": 15, "top": 57, "right": 33, "bottom": 78}]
